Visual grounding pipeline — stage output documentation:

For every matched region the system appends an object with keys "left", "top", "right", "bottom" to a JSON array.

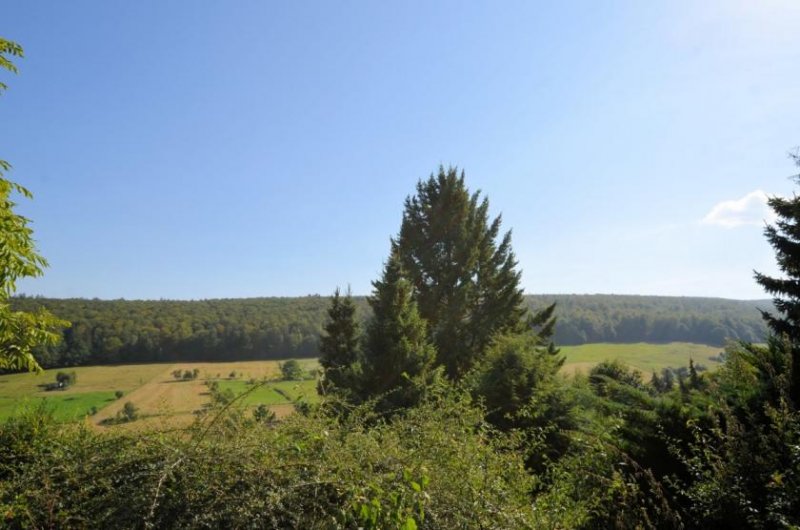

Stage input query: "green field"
[
  {"left": 0, "top": 391, "right": 118, "bottom": 422},
  {"left": 560, "top": 342, "right": 724, "bottom": 376},
  {"left": 216, "top": 379, "right": 320, "bottom": 405}
]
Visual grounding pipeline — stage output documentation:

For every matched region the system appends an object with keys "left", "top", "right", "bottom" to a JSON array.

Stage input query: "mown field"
[
  {"left": 0, "top": 359, "right": 319, "bottom": 431},
  {"left": 0, "top": 343, "right": 722, "bottom": 428}
]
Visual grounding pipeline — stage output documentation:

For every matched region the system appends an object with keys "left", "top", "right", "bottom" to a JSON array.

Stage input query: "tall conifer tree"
[
  {"left": 318, "top": 287, "right": 361, "bottom": 395},
  {"left": 754, "top": 152, "right": 800, "bottom": 404},
  {"left": 755, "top": 153, "right": 800, "bottom": 342},
  {"left": 393, "top": 166, "right": 535, "bottom": 378},
  {"left": 362, "top": 254, "right": 436, "bottom": 408}
]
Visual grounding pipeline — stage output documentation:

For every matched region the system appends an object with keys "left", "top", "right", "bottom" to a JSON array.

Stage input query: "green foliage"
[
  {"left": 393, "top": 166, "right": 529, "bottom": 379},
  {"left": 55, "top": 370, "right": 77, "bottom": 388},
  {"left": 279, "top": 359, "right": 304, "bottom": 381},
  {"left": 589, "top": 359, "right": 646, "bottom": 392},
  {"left": 472, "top": 333, "right": 564, "bottom": 431},
  {"left": 319, "top": 287, "right": 362, "bottom": 395},
  {"left": 756, "top": 153, "right": 800, "bottom": 341},
  {"left": 0, "top": 37, "right": 24, "bottom": 93},
  {"left": 114, "top": 390, "right": 123, "bottom": 399},
  {"left": 669, "top": 400, "right": 800, "bottom": 528},
  {"left": 121, "top": 401, "right": 137, "bottom": 421},
  {"left": 358, "top": 254, "right": 438, "bottom": 411},
  {"left": 0, "top": 38, "right": 67, "bottom": 372},
  {"left": 253, "top": 404, "right": 276, "bottom": 424},
  {"left": 533, "top": 431, "right": 684, "bottom": 529},
  {"left": 663, "top": 338, "right": 800, "bottom": 528},
  {"left": 0, "top": 387, "right": 537, "bottom": 528},
  {"left": 100, "top": 401, "right": 140, "bottom": 425},
  {"left": 8, "top": 295, "right": 765, "bottom": 368},
  {"left": 534, "top": 294, "right": 767, "bottom": 346}
]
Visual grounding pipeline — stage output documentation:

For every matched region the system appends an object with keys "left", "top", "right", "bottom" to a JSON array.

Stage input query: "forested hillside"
[
  {"left": 11, "top": 294, "right": 769, "bottom": 368},
  {"left": 532, "top": 294, "right": 770, "bottom": 345}
]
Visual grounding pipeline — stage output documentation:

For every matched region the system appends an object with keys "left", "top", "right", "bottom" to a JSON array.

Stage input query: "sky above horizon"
[{"left": 2, "top": 1, "right": 799, "bottom": 300}]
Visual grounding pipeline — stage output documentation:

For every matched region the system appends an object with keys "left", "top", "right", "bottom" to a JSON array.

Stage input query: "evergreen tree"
[
  {"left": 318, "top": 287, "right": 361, "bottom": 395},
  {"left": 362, "top": 254, "right": 437, "bottom": 409},
  {"left": 755, "top": 153, "right": 800, "bottom": 341},
  {"left": 754, "top": 153, "right": 800, "bottom": 404},
  {"left": 392, "top": 166, "right": 534, "bottom": 379}
]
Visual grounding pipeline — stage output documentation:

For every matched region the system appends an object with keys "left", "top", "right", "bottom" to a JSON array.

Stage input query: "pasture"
[{"left": 560, "top": 342, "right": 724, "bottom": 376}]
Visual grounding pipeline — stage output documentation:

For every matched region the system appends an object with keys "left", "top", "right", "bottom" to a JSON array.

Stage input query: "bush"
[
  {"left": 121, "top": 402, "right": 137, "bottom": 422},
  {"left": 114, "top": 390, "right": 124, "bottom": 399},
  {"left": 253, "top": 404, "right": 275, "bottom": 424},
  {"left": 279, "top": 359, "right": 304, "bottom": 381},
  {"left": 0, "top": 387, "right": 536, "bottom": 528},
  {"left": 55, "top": 371, "right": 77, "bottom": 388}
]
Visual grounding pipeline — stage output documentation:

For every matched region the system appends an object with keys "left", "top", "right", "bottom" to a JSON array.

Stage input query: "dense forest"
[{"left": 10, "top": 294, "right": 768, "bottom": 368}]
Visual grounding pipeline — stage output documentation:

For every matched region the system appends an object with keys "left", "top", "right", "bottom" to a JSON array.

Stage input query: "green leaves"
[
  {"left": 0, "top": 38, "right": 68, "bottom": 371},
  {"left": 0, "top": 37, "right": 24, "bottom": 93}
]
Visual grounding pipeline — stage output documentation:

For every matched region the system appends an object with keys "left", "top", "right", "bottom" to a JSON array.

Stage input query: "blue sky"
[{"left": 2, "top": 1, "right": 799, "bottom": 300}]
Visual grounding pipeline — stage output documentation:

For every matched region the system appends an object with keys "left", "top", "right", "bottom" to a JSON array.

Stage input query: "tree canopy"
[{"left": 393, "top": 166, "right": 529, "bottom": 378}]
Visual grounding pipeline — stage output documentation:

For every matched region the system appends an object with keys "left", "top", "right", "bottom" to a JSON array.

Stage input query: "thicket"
[{"left": 0, "top": 390, "right": 538, "bottom": 529}]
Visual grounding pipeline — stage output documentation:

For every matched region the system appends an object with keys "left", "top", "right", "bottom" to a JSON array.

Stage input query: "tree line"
[{"left": 9, "top": 293, "right": 767, "bottom": 368}]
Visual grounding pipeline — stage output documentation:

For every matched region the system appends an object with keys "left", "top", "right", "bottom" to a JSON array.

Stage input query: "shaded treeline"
[
  {"left": 535, "top": 294, "right": 769, "bottom": 345},
  {"left": 10, "top": 294, "right": 768, "bottom": 368}
]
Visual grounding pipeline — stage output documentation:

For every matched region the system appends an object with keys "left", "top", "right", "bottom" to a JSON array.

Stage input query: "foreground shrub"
[{"left": 0, "top": 388, "right": 535, "bottom": 529}]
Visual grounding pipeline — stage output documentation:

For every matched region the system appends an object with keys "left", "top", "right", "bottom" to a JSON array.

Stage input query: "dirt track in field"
[{"left": 90, "top": 360, "right": 311, "bottom": 431}]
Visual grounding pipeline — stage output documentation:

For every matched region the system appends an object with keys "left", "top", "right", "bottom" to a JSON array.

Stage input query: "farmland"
[
  {"left": 0, "top": 359, "right": 319, "bottom": 430},
  {"left": 0, "top": 343, "right": 719, "bottom": 428},
  {"left": 559, "top": 342, "right": 723, "bottom": 376}
]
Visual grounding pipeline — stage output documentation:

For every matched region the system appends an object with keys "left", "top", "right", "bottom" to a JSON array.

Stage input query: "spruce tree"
[
  {"left": 318, "top": 287, "right": 361, "bottom": 396},
  {"left": 755, "top": 153, "right": 800, "bottom": 342},
  {"left": 392, "top": 166, "right": 539, "bottom": 379},
  {"left": 754, "top": 152, "right": 800, "bottom": 405},
  {"left": 362, "top": 254, "right": 437, "bottom": 409}
]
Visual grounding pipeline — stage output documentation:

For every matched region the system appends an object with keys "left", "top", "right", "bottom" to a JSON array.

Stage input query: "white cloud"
[{"left": 701, "top": 189, "right": 777, "bottom": 228}]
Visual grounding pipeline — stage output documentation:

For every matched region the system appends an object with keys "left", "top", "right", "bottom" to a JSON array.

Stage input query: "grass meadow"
[{"left": 559, "top": 342, "right": 724, "bottom": 376}]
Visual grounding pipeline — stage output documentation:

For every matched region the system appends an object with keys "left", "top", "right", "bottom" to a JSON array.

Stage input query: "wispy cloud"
[{"left": 701, "top": 190, "right": 777, "bottom": 228}]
